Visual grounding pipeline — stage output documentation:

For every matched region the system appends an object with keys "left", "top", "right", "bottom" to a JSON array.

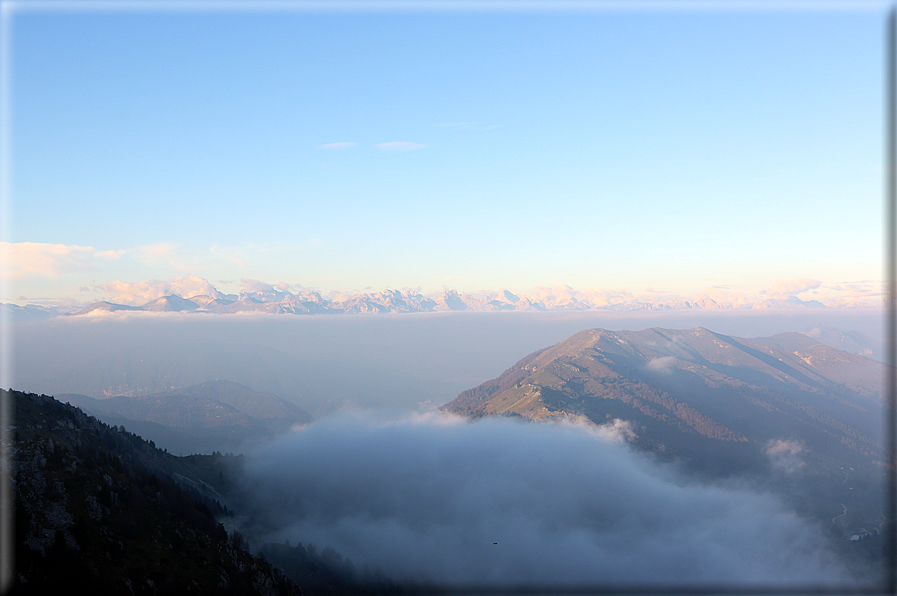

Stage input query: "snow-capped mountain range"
[
  {"left": 82, "top": 288, "right": 831, "bottom": 316},
  {"left": 0, "top": 285, "right": 858, "bottom": 320}
]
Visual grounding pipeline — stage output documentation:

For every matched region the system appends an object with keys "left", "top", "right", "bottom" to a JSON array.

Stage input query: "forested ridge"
[{"left": 7, "top": 389, "right": 400, "bottom": 595}]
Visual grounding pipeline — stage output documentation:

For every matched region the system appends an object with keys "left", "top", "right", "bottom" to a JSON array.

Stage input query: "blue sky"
[{"left": 1, "top": 1, "right": 888, "bottom": 307}]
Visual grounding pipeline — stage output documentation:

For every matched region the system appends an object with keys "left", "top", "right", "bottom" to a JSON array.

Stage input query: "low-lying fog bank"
[{"left": 231, "top": 411, "right": 874, "bottom": 588}]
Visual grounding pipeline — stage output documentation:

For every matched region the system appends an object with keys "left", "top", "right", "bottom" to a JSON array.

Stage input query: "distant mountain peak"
[
  {"left": 141, "top": 295, "right": 200, "bottom": 312},
  {"left": 74, "top": 301, "right": 143, "bottom": 315}
]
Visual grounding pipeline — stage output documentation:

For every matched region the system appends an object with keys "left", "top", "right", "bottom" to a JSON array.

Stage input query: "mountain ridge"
[
  {"left": 441, "top": 326, "right": 890, "bottom": 542},
  {"left": 5, "top": 283, "right": 862, "bottom": 318},
  {"left": 443, "top": 326, "right": 887, "bottom": 468},
  {"left": 9, "top": 388, "right": 304, "bottom": 595}
]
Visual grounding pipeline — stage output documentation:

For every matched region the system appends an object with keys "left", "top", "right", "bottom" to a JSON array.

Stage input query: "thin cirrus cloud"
[
  {"left": 376, "top": 141, "right": 426, "bottom": 151},
  {"left": 1, "top": 241, "right": 247, "bottom": 287}
]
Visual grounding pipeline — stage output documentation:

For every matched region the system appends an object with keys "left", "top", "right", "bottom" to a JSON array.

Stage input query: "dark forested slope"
[{"left": 7, "top": 389, "right": 301, "bottom": 595}]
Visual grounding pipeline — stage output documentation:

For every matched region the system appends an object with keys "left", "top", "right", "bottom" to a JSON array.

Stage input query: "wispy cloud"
[
  {"left": 646, "top": 356, "right": 678, "bottom": 375},
  {"left": 765, "top": 439, "right": 807, "bottom": 474},
  {"left": 1, "top": 242, "right": 124, "bottom": 279},
  {"left": 376, "top": 141, "right": 426, "bottom": 151},
  {"left": 95, "top": 275, "right": 219, "bottom": 306},
  {"left": 767, "top": 278, "right": 822, "bottom": 298},
  {"left": 802, "top": 280, "right": 884, "bottom": 308},
  {"left": 317, "top": 142, "right": 357, "bottom": 150},
  {"left": 137, "top": 242, "right": 259, "bottom": 276}
]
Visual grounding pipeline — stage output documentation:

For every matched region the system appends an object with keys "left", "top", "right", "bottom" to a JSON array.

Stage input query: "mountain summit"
[
  {"left": 444, "top": 326, "right": 885, "bottom": 475},
  {"left": 443, "top": 326, "right": 889, "bottom": 542}
]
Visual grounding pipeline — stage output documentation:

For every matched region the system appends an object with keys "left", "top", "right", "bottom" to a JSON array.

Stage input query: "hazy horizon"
[{"left": 12, "top": 308, "right": 885, "bottom": 415}]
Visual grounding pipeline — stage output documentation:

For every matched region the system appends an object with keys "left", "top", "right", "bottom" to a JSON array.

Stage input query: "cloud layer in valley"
[{"left": 235, "top": 412, "right": 861, "bottom": 589}]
